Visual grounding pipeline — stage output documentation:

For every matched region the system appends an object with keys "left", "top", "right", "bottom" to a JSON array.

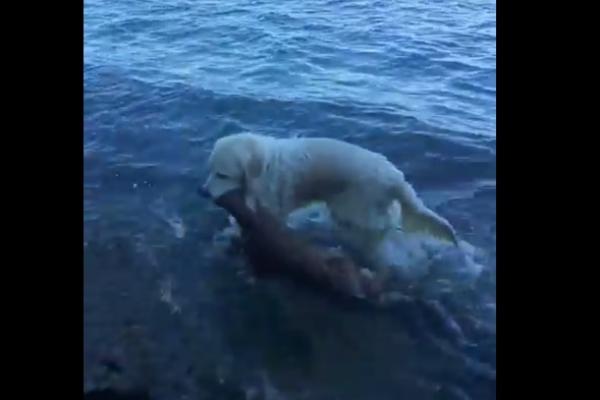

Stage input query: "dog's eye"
[{"left": 215, "top": 172, "right": 230, "bottom": 179}]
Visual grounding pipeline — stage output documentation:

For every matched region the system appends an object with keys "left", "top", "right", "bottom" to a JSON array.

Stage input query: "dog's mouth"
[
  {"left": 212, "top": 189, "right": 246, "bottom": 210},
  {"left": 197, "top": 186, "right": 211, "bottom": 199},
  {"left": 197, "top": 185, "right": 245, "bottom": 207}
]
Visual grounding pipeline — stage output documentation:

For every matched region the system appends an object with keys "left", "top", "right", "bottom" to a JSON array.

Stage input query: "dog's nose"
[{"left": 197, "top": 185, "right": 211, "bottom": 199}]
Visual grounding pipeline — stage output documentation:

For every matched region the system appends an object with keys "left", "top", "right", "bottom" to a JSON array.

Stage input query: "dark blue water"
[{"left": 84, "top": 1, "right": 496, "bottom": 399}]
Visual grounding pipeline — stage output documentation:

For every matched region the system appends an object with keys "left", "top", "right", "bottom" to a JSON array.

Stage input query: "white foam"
[
  {"left": 158, "top": 275, "right": 181, "bottom": 314},
  {"left": 149, "top": 197, "right": 187, "bottom": 239},
  {"left": 216, "top": 200, "right": 488, "bottom": 293},
  {"left": 166, "top": 215, "right": 186, "bottom": 239},
  {"left": 285, "top": 203, "right": 489, "bottom": 285},
  {"left": 286, "top": 203, "right": 332, "bottom": 230}
]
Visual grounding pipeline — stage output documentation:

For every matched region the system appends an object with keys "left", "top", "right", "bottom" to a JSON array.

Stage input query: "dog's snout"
[{"left": 197, "top": 185, "right": 211, "bottom": 199}]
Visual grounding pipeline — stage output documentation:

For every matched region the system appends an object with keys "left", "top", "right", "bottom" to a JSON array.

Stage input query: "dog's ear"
[
  {"left": 247, "top": 154, "right": 263, "bottom": 179},
  {"left": 244, "top": 140, "right": 266, "bottom": 180}
]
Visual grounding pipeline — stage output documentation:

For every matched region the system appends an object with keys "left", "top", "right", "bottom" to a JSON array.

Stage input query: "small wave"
[
  {"left": 158, "top": 275, "right": 182, "bottom": 314},
  {"left": 149, "top": 198, "right": 187, "bottom": 239},
  {"left": 282, "top": 204, "right": 487, "bottom": 293}
]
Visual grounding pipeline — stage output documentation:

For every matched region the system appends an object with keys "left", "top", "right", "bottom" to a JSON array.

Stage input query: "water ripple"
[{"left": 84, "top": 1, "right": 495, "bottom": 399}]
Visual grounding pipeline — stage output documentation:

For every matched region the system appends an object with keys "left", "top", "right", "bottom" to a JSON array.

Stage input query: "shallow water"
[{"left": 84, "top": 1, "right": 496, "bottom": 398}]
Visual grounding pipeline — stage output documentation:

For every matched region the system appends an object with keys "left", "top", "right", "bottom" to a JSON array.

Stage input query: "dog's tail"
[{"left": 390, "top": 173, "right": 458, "bottom": 245}]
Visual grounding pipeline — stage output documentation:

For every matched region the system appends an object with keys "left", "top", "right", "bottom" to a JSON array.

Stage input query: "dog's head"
[{"left": 201, "top": 133, "right": 268, "bottom": 199}]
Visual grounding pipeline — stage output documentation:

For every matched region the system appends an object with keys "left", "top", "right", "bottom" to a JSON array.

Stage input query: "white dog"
[{"left": 202, "top": 133, "right": 458, "bottom": 274}]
